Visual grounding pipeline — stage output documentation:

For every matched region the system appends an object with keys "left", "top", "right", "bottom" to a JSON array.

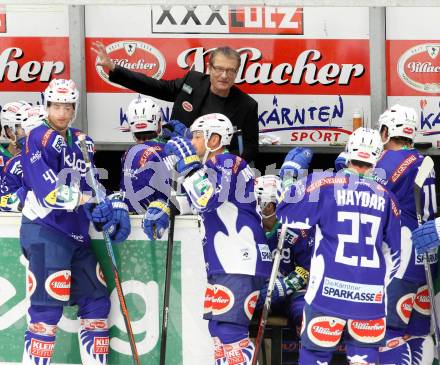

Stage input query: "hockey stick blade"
[{"left": 78, "top": 134, "right": 141, "bottom": 365}]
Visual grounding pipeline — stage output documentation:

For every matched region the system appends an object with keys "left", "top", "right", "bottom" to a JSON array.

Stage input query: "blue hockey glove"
[
  {"left": 256, "top": 266, "right": 309, "bottom": 309},
  {"left": 412, "top": 218, "right": 440, "bottom": 254},
  {"left": 106, "top": 196, "right": 130, "bottom": 243},
  {"left": 142, "top": 200, "right": 170, "bottom": 240},
  {"left": 165, "top": 137, "right": 202, "bottom": 175},
  {"left": 162, "top": 120, "right": 190, "bottom": 139},
  {"left": 83, "top": 198, "right": 113, "bottom": 224},
  {"left": 280, "top": 147, "right": 313, "bottom": 184},
  {"left": 83, "top": 198, "right": 115, "bottom": 237},
  {"left": 335, "top": 151, "right": 349, "bottom": 172}
]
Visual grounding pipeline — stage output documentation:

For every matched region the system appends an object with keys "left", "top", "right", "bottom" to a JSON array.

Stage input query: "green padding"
[{"left": 0, "top": 237, "right": 182, "bottom": 364}]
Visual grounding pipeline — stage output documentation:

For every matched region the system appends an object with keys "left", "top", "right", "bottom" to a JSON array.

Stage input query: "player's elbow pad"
[
  {"left": 0, "top": 192, "right": 21, "bottom": 212},
  {"left": 42, "top": 184, "right": 81, "bottom": 210},
  {"left": 182, "top": 169, "right": 216, "bottom": 212}
]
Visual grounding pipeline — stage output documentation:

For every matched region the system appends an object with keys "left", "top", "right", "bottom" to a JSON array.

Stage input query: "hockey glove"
[
  {"left": 0, "top": 192, "right": 21, "bottom": 212},
  {"left": 107, "top": 194, "right": 130, "bottom": 243},
  {"left": 142, "top": 199, "right": 170, "bottom": 240},
  {"left": 256, "top": 266, "right": 309, "bottom": 309},
  {"left": 162, "top": 120, "right": 191, "bottom": 139},
  {"left": 280, "top": 147, "right": 313, "bottom": 186},
  {"left": 412, "top": 218, "right": 440, "bottom": 254},
  {"left": 165, "top": 137, "right": 202, "bottom": 175},
  {"left": 335, "top": 151, "right": 349, "bottom": 172},
  {"left": 84, "top": 198, "right": 113, "bottom": 225}
]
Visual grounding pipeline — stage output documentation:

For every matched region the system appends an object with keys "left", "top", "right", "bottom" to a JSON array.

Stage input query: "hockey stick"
[
  {"left": 414, "top": 155, "right": 440, "bottom": 359},
  {"left": 159, "top": 167, "right": 178, "bottom": 365},
  {"left": 252, "top": 224, "right": 288, "bottom": 365},
  {"left": 78, "top": 135, "right": 141, "bottom": 365}
]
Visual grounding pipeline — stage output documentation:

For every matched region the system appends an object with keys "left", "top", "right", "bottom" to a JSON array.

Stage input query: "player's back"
[
  {"left": 277, "top": 170, "right": 401, "bottom": 319},
  {"left": 375, "top": 149, "right": 435, "bottom": 230},
  {"left": 120, "top": 139, "right": 170, "bottom": 213},
  {"left": 199, "top": 152, "right": 271, "bottom": 278}
]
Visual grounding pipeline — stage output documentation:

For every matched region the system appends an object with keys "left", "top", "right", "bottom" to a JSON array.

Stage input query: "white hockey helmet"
[
  {"left": 347, "top": 127, "right": 383, "bottom": 166},
  {"left": 17, "top": 104, "right": 47, "bottom": 135},
  {"left": 44, "top": 79, "right": 79, "bottom": 124},
  {"left": 1, "top": 101, "right": 30, "bottom": 143},
  {"left": 254, "top": 175, "right": 280, "bottom": 218},
  {"left": 127, "top": 96, "right": 163, "bottom": 133},
  {"left": 190, "top": 113, "right": 234, "bottom": 149},
  {"left": 378, "top": 104, "right": 418, "bottom": 142}
]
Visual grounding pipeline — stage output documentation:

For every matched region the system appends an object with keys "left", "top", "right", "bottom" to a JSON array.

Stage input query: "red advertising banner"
[
  {"left": 0, "top": 37, "right": 70, "bottom": 91},
  {"left": 86, "top": 38, "right": 370, "bottom": 95},
  {"left": 0, "top": 6, "right": 6, "bottom": 33},
  {"left": 387, "top": 40, "right": 440, "bottom": 96}
]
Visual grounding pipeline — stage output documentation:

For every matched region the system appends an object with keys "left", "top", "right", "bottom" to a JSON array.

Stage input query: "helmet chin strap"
[
  {"left": 202, "top": 135, "right": 223, "bottom": 164},
  {"left": 262, "top": 211, "right": 276, "bottom": 219}
]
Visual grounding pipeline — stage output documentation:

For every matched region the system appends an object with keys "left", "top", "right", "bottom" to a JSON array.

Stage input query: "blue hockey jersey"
[
  {"left": 21, "top": 122, "right": 96, "bottom": 244},
  {"left": 120, "top": 139, "right": 170, "bottom": 213},
  {"left": 182, "top": 152, "right": 272, "bottom": 278},
  {"left": 0, "top": 153, "right": 23, "bottom": 211},
  {"left": 375, "top": 149, "right": 437, "bottom": 283},
  {"left": 0, "top": 144, "right": 12, "bottom": 172},
  {"left": 265, "top": 222, "right": 313, "bottom": 276},
  {"left": 277, "top": 170, "right": 401, "bottom": 320}
]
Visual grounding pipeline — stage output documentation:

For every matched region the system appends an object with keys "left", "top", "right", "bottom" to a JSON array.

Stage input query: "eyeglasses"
[{"left": 210, "top": 64, "right": 238, "bottom": 77}]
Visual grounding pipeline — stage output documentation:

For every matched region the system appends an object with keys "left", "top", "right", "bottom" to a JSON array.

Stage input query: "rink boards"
[{"left": 0, "top": 213, "right": 213, "bottom": 364}]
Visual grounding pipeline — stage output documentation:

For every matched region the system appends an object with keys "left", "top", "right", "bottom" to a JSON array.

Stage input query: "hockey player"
[
  {"left": 20, "top": 79, "right": 131, "bottom": 365},
  {"left": 0, "top": 101, "right": 29, "bottom": 176},
  {"left": 118, "top": 95, "right": 173, "bottom": 241},
  {"left": 0, "top": 104, "right": 46, "bottom": 212},
  {"left": 373, "top": 105, "right": 437, "bottom": 365},
  {"left": 278, "top": 128, "right": 401, "bottom": 365},
  {"left": 146, "top": 113, "right": 271, "bottom": 364},
  {"left": 120, "top": 95, "right": 169, "bottom": 213},
  {"left": 254, "top": 174, "right": 312, "bottom": 338}
]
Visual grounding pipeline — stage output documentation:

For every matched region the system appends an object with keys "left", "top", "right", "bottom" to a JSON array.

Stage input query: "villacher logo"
[
  {"left": 397, "top": 43, "right": 440, "bottom": 93},
  {"left": 95, "top": 40, "right": 166, "bottom": 89}
]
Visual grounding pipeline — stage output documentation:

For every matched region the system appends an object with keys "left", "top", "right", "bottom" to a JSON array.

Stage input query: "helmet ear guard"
[
  {"left": 127, "top": 96, "right": 163, "bottom": 135},
  {"left": 347, "top": 127, "right": 383, "bottom": 167}
]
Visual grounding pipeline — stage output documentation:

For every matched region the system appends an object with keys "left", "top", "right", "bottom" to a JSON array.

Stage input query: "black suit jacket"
[{"left": 109, "top": 66, "right": 258, "bottom": 163}]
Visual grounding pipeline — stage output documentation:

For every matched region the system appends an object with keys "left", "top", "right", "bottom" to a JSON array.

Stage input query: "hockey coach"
[{"left": 92, "top": 42, "right": 259, "bottom": 163}]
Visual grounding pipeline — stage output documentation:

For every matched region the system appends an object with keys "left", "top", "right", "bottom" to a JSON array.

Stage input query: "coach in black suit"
[{"left": 92, "top": 42, "right": 258, "bottom": 163}]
